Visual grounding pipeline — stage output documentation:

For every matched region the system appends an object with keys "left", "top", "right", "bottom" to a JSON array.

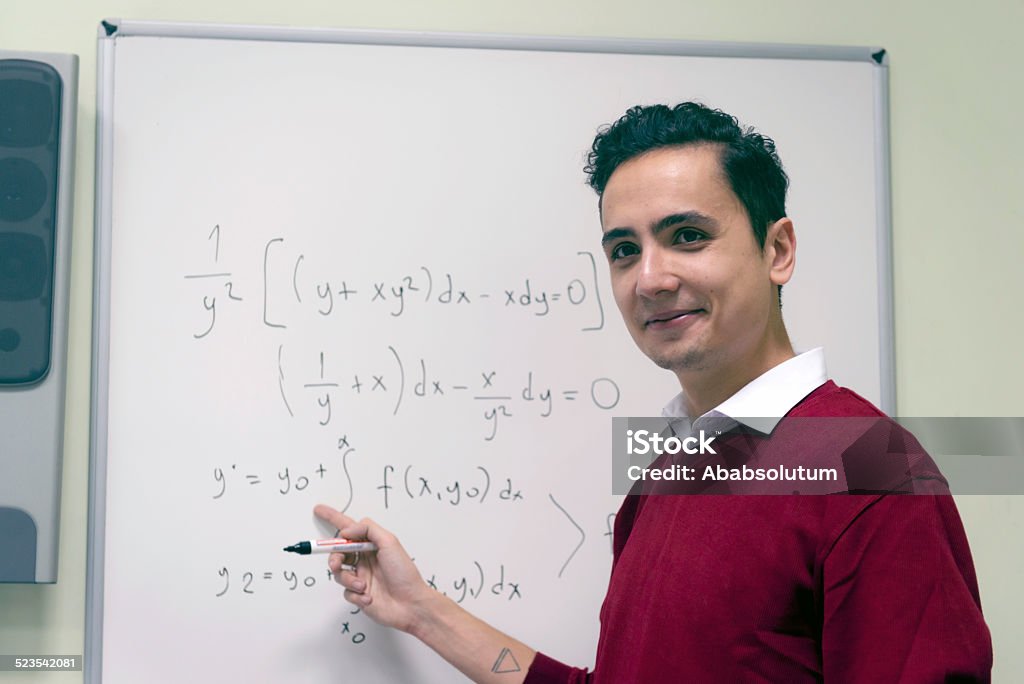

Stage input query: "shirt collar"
[{"left": 660, "top": 347, "right": 828, "bottom": 435}]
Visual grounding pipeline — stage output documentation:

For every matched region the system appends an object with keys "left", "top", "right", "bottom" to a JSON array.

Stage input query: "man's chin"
[{"left": 644, "top": 348, "right": 710, "bottom": 373}]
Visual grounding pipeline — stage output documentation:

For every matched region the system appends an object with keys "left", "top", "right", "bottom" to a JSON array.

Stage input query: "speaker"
[{"left": 0, "top": 51, "right": 77, "bottom": 583}]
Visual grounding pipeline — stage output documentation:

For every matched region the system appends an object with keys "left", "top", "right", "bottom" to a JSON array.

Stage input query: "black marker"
[{"left": 283, "top": 539, "right": 378, "bottom": 555}]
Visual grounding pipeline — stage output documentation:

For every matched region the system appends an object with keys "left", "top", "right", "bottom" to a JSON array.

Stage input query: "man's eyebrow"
[
  {"left": 652, "top": 212, "right": 717, "bottom": 234},
  {"left": 601, "top": 227, "right": 635, "bottom": 247}
]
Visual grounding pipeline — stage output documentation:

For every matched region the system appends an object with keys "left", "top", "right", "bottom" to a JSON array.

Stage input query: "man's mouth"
[{"left": 645, "top": 309, "right": 704, "bottom": 327}]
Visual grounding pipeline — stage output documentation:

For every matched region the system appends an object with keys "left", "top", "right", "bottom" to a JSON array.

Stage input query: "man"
[{"left": 315, "top": 102, "right": 992, "bottom": 681}]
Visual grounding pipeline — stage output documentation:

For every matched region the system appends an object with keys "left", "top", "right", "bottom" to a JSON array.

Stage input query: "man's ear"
[{"left": 766, "top": 217, "right": 796, "bottom": 287}]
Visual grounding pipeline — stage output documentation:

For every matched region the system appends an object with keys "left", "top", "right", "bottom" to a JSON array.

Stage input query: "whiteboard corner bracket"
[{"left": 100, "top": 19, "right": 120, "bottom": 38}]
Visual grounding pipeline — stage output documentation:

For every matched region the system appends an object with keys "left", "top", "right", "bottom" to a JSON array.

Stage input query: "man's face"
[{"left": 600, "top": 144, "right": 780, "bottom": 378}]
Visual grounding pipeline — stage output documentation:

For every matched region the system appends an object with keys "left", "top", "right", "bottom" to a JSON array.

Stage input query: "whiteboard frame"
[{"left": 87, "top": 20, "right": 894, "bottom": 683}]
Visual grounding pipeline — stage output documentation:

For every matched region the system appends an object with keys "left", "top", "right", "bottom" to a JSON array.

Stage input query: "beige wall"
[{"left": 1, "top": 0, "right": 1021, "bottom": 680}]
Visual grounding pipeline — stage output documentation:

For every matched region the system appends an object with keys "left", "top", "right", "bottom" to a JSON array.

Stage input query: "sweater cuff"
[{"left": 524, "top": 652, "right": 588, "bottom": 683}]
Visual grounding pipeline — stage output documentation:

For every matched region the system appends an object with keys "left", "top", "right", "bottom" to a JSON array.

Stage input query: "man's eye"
[
  {"left": 674, "top": 228, "right": 706, "bottom": 244},
  {"left": 609, "top": 243, "right": 639, "bottom": 261}
]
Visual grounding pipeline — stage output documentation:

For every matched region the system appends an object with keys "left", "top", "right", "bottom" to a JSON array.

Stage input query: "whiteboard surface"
[{"left": 90, "top": 26, "right": 890, "bottom": 683}]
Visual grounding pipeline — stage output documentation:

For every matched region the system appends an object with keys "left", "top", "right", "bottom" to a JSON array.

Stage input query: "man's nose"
[{"left": 635, "top": 247, "right": 680, "bottom": 299}]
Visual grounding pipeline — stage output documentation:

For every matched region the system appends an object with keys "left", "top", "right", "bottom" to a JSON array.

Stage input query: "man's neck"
[{"left": 677, "top": 338, "right": 796, "bottom": 419}]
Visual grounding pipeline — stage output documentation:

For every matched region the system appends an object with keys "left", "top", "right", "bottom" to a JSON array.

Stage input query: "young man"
[{"left": 315, "top": 102, "right": 992, "bottom": 682}]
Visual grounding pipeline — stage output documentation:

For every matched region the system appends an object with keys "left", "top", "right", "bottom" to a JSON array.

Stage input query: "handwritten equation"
[
  {"left": 420, "top": 560, "right": 523, "bottom": 604},
  {"left": 378, "top": 464, "right": 524, "bottom": 509},
  {"left": 215, "top": 564, "right": 330, "bottom": 597},
  {"left": 211, "top": 462, "right": 334, "bottom": 500},
  {"left": 278, "top": 345, "right": 621, "bottom": 441},
  {"left": 215, "top": 561, "right": 522, "bottom": 605},
  {"left": 183, "top": 225, "right": 244, "bottom": 339},
  {"left": 182, "top": 226, "right": 608, "bottom": 338},
  {"left": 215, "top": 564, "right": 370, "bottom": 644},
  {"left": 186, "top": 219, "right": 621, "bottom": 637}
]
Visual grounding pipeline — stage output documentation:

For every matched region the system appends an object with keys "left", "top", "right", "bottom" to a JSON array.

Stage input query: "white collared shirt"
[{"left": 661, "top": 348, "right": 828, "bottom": 436}]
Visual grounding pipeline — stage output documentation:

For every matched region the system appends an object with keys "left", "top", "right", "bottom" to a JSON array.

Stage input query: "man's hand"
[
  {"left": 313, "top": 503, "right": 434, "bottom": 634},
  {"left": 314, "top": 504, "right": 537, "bottom": 682}
]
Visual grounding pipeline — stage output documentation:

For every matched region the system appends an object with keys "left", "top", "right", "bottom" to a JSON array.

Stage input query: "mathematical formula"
[
  {"left": 182, "top": 220, "right": 625, "bottom": 632},
  {"left": 214, "top": 557, "right": 525, "bottom": 647},
  {"left": 278, "top": 345, "right": 621, "bottom": 441},
  {"left": 377, "top": 463, "right": 524, "bottom": 509},
  {"left": 182, "top": 226, "right": 608, "bottom": 338},
  {"left": 211, "top": 463, "right": 333, "bottom": 500}
]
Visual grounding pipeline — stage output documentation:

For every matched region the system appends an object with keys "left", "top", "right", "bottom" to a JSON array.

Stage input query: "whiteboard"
[{"left": 88, "top": 21, "right": 893, "bottom": 684}]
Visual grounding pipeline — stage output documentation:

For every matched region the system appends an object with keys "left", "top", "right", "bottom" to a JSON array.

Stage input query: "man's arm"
[
  {"left": 410, "top": 590, "right": 538, "bottom": 681},
  {"left": 821, "top": 494, "right": 992, "bottom": 682},
  {"left": 314, "top": 504, "right": 539, "bottom": 683}
]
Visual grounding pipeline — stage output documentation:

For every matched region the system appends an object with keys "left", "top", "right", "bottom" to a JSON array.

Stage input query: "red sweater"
[{"left": 526, "top": 381, "right": 992, "bottom": 682}]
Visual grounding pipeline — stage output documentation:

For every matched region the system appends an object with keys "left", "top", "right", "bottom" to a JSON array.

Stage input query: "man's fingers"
[
  {"left": 333, "top": 565, "right": 366, "bottom": 591},
  {"left": 339, "top": 518, "right": 396, "bottom": 547},
  {"left": 327, "top": 551, "right": 360, "bottom": 573},
  {"left": 326, "top": 551, "right": 347, "bottom": 574},
  {"left": 313, "top": 503, "right": 356, "bottom": 532},
  {"left": 343, "top": 589, "right": 372, "bottom": 608},
  {"left": 338, "top": 522, "right": 370, "bottom": 542},
  {"left": 334, "top": 551, "right": 360, "bottom": 574}
]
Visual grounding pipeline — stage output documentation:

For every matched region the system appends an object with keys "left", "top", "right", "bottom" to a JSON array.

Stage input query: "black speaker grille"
[
  {"left": 0, "top": 59, "right": 62, "bottom": 386},
  {"left": 0, "top": 157, "right": 48, "bottom": 222},
  {"left": 0, "top": 78, "right": 55, "bottom": 147}
]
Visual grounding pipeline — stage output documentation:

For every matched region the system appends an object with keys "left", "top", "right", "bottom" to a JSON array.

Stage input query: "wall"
[{"left": 1, "top": 0, "right": 1020, "bottom": 680}]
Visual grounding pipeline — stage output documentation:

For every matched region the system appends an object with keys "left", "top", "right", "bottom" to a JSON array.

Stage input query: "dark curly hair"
[{"left": 585, "top": 102, "right": 789, "bottom": 251}]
